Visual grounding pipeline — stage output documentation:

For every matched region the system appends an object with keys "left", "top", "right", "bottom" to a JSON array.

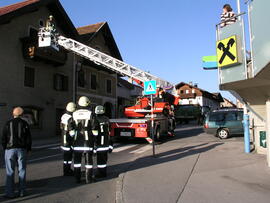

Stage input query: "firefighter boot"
[
  {"left": 63, "top": 165, "right": 74, "bottom": 176},
  {"left": 74, "top": 168, "right": 81, "bottom": 183},
  {"left": 96, "top": 168, "right": 107, "bottom": 178},
  {"left": 85, "top": 169, "right": 94, "bottom": 184}
]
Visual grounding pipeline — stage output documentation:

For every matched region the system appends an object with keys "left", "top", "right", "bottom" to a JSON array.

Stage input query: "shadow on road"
[
  {"left": 107, "top": 142, "right": 223, "bottom": 180},
  {"left": 0, "top": 124, "right": 223, "bottom": 202},
  {"left": 0, "top": 175, "right": 80, "bottom": 203}
]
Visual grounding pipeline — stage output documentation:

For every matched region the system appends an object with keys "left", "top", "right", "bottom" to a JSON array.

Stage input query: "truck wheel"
[
  {"left": 217, "top": 128, "right": 229, "bottom": 139},
  {"left": 154, "top": 127, "right": 161, "bottom": 141}
]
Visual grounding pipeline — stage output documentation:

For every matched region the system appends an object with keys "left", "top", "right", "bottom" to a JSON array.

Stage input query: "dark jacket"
[
  {"left": 2, "top": 117, "right": 32, "bottom": 151},
  {"left": 93, "top": 115, "right": 113, "bottom": 151}
]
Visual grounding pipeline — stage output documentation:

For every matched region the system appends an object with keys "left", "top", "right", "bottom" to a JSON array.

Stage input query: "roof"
[
  {"left": 222, "top": 97, "right": 236, "bottom": 106},
  {"left": 77, "top": 22, "right": 123, "bottom": 61},
  {"left": 175, "top": 82, "right": 224, "bottom": 102},
  {"left": 0, "top": 0, "right": 39, "bottom": 16},
  {"left": 212, "top": 108, "right": 243, "bottom": 112},
  {"left": 0, "top": 0, "right": 78, "bottom": 37},
  {"left": 77, "top": 22, "right": 105, "bottom": 35}
]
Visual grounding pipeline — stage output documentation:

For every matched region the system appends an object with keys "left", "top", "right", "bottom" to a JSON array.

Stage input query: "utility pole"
[
  {"left": 266, "top": 100, "right": 270, "bottom": 167},
  {"left": 237, "top": 0, "right": 241, "bottom": 13}
]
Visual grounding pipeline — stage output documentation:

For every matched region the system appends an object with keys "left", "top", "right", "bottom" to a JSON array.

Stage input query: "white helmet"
[
  {"left": 95, "top": 105, "right": 105, "bottom": 115},
  {"left": 66, "top": 102, "right": 76, "bottom": 112},
  {"left": 78, "top": 96, "right": 91, "bottom": 107}
]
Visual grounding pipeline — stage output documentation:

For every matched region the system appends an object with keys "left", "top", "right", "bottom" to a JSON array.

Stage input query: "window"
[
  {"left": 54, "top": 74, "right": 68, "bottom": 91},
  {"left": 24, "top": 67, "right": 35, "bottom": 88},
  {"left": 225, "top": 112, "right": 238, "bottom": 121},
  {"left": 209, "top": 112, "right": 225, "bottom": 122},
  {"left": 21, "top": 106, "right": 42, "bottom": 128},
  {"left": 192, "top": 89, "right": 195, "bottom": 93},
  {"left": 29, "top": 27, "right": 38, "bottom": 41},
  {"left": 106, "top": 79, "right": 112, "bottom": 94},
  {"left": 180, "top": 90, "right": 184, "bottom": 94},
  {"left": 78, "top": 69, "right": 85, "bottom": 88},
  {"left": 237, "top": 112, "right": 243, "bottom": 121},
  {"left": 186, "top": 89, "right": 189, "bottom": 94},
  {"left": 90, "top": 73, "right": 97, "bottom": 90}
]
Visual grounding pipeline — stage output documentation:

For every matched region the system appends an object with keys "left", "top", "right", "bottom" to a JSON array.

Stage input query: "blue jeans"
[{"left": 4, "top": 148, "right": 27, "bottom": 196}]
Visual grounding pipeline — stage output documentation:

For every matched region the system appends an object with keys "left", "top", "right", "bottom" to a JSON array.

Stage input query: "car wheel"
[
  {"left": 154, "top": 127, "right": 161, "bottom": 141},
  {"left": 217, "top": 128, "right": 229, "bottom": 139}
]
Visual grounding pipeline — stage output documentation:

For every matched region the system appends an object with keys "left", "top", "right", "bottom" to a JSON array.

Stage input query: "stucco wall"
[{"left": 0, "top": 7, "right": 74, "bottom": 138}]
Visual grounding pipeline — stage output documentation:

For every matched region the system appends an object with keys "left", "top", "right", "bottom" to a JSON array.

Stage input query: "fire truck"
[{"left": 38, "top": 17, "right": 179, "bottom": 143}]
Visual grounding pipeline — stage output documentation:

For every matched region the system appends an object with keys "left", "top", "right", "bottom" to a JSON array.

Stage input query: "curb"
[{"left": 115, "top": 173, "right": 125, "bottom": 203}]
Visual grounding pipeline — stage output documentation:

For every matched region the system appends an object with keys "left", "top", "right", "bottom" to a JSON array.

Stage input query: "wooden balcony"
[{"left": 179, "top": 93, "right": 197, "bottom": 99}]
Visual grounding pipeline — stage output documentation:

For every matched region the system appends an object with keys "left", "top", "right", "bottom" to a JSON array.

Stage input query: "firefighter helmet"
[
  {"left": 66, "top": 102, "right": 76, "bottom": 113},
  {"left": 95, "top": 105, "right": 105, "bottom": 115},
  {"left": 78, "top": 96, "right": 91, "bottom": 107}
]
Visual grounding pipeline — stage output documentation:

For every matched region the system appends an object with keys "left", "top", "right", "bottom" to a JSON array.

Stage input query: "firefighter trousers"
[
  {"left": 63, "top": 149, "right": 73, "bottom": 175},
  {"left": 73, "top": 150, "right": 93, "bottom": 183},
  {"left": 96, "top": 151, "right": 108, "bottom": 177}
]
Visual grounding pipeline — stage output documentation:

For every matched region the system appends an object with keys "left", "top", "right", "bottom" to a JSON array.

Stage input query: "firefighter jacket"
[
  {"left": 60, "top": 112, "right": 75, "bottom": 150},
  {"left": 72, "top": 108, "right": 94, "bottom": 151},
  {"left": 93, "top": 115, "right": 113, "bottom": 152}
]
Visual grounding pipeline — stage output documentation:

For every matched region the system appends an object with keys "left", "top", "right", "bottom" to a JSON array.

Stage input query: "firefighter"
[
  {"left": 92, "top": 105, "right": 113, "bottom": 178},
  {"left": 60, "top": 102, "right": 76, "bottom": 176},
  {"left": 168, "top": 105, "right": 176, "bottom": 137},
  {"left": 72, "top": 96, "right": 95, "bottom": 183}
]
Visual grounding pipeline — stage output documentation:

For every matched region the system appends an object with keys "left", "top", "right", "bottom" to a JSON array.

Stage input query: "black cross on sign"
[{"left": 217, "top": 38, "right": 236, "bottom": 64}]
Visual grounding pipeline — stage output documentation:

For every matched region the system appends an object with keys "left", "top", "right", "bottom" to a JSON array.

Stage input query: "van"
[{"left": 204, "top": 108, "right": 244, "bottom": 139}]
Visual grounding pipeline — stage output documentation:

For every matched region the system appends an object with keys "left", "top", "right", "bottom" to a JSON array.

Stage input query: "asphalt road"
[{"left": 0, "top": 124, "right": 243, "bottom": 203}]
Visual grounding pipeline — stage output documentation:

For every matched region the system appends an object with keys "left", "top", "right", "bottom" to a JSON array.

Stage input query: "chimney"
[
  {"left": 189, "top": 81, "right": 193, "bottom": 86},
  {"left": 194, "top": 83, "right": 198, "bottom": 88}
]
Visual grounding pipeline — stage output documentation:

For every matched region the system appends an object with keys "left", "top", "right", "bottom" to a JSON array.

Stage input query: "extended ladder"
[{"left": 38, "top": 28, "right": 173, "bottom": 89}]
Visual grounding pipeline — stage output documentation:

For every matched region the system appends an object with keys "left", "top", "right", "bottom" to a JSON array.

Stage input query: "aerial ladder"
[{"left": 38, "top": 18, "right": 178, "bottom": 142}]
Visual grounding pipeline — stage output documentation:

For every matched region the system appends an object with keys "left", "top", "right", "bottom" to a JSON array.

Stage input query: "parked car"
[{"left": 204, "top": 108, "right": 244, "bottom": 139}]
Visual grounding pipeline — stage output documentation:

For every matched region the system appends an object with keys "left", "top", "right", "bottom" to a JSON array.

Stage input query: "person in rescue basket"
[
  {"left": 1, "top": 107, "right": 32, "bottom": 198},
  {"left": 60, "top": 102, "right": 76, "bottom": 176},
  {"left": 72, "top": 96, "right": 95, "bottom": 183},
  {"left": 92, "top": 105, "right": 113, "bottom": 178},
  {"left": 220, "top": 4, "right": 237, "bottom": 28}
]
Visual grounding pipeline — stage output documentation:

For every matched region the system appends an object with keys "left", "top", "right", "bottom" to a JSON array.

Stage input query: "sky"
[{"left": 0, "top": 0, "right": 250, "bottom": 102}]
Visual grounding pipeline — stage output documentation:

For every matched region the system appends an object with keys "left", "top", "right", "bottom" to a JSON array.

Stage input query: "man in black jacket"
[{"left": 1, "top": 107, "right": 32, "bottom": 198}]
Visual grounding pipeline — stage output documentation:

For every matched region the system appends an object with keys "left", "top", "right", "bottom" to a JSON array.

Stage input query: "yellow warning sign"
[{"left": 216, "top": 35, "right": 239, "bottom": 68}]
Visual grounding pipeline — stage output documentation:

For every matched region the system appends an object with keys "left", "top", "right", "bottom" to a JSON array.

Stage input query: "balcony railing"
[
  {"left": 179, "top": 93, "right": 196, "bottom": 99},
  {"left": 21, "top": 36, "right": 67, "bottom": 65}
]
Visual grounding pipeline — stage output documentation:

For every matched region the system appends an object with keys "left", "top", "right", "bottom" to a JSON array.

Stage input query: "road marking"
[
  {"left": 28, "top": 154, "right": 61, "bottom": 163},
  {"left": 113, "top": 144, "right": 137, "bottom": 153},
  {"left": 129, "top": 145, "right": 152, "bottom": 154},
  {"left": 32, "top": 143, "right": 60, "bottom": 149}
]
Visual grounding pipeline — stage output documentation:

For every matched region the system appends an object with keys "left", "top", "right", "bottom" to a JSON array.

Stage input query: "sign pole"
[
  {"left": 151, "top": 94, "right": 155, "bottom": 157},
  {"left": 143, "top": 80, "right": 157, "bottom": 157}
]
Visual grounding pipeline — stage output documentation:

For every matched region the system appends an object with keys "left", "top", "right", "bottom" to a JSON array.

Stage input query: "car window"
[
  {"left": 237, "top": 112, "right": 243, "bottom": 121},
  {"left": 209, "top": 113, "right": 225, "bottom": 121},
  {"left": 225, "top": 112, "right": 238, "bottom": 121}
]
